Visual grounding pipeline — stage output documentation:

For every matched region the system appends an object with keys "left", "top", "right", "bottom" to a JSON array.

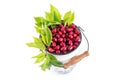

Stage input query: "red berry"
[
  {"left": 58, "top": 31, "right": 62, "bottom": 35},
  {"left": 73, "top": 45, "right": 77, "bottom": 49},
  {"left": 52, "top": 42, "right": 56, "bottom": 47},
  {"left": 55, "top": 45, "right": 60, "bottom": 50},
  {"left": 67, "top": 28, "right": 73, "bottom": 32},
  {"left": 66, "top": 38, "right": 70, "bottom": 41},
  {"left": 75, "top": 29, "right": 80, "bottom": 34},
  {"left": 58, "top": 38, "right": 63, "bottom": 42},
  {"left": 62, "top": 34, "right": 65, "bottom": 38},
  {"left": 73, "top": 34, "right": 77, "bottom": 37},
  {"left": 53, "top": 37, "right": 57, "bottom": 42},
  {"left": 69, "top": 35, "right": 73, "bottom": 39},
  {"left": 69, "top": 32, "right": 74, "bottom": 35},
  {"left": 66, "top": 33, "right": 69, "bottom": 37},
  {"left": 61, "top": 46, "right": 67, "bottom": 51},
  {"left": 68, "top": 46, "right": 73, "bottom": 51},
  {"left": 56, "top": 34, "right": 60, "bottom": 38},
  {"left": 74, "top": 42, "right": 79, "bottom": 46},
  {"left": 56, "top": 50, "right": 60, "bottom": 54},
  {"left": 71, "top": 24, "right": 76, "bottom": 29},
  {"left": 63, "top": 38, "right": 66, "bottom": 42},
  {"left": 52, "top": 28, "right": 57, "bottom": 33},
  {"left": 68, "top": 40, "right": 73, "bottom": 45},
  {"left": 75, "top": 36, "right": 81, "bottom": 42},
  {"left": 60, "top": 42, "right": 66, "bottom": 47},
  {"left": 48, "top": 47, "right": 54, "bottom": 52}
]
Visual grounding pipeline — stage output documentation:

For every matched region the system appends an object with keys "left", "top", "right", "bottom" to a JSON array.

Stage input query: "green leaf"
[
  {"left": 45, "top": 12, "right": 53, "bottom": 22},
  {"left": 47, "top": 21, "right": 60, "bottom": 26},
  {"left": 44, "top": 27, "right": 52, "bottom": 46},
  {"left": 35, "top": 26, "right": 52, "bottom": 46},
  {"left": 26, "top": 37, "right": 46, "bottom": 50},
  {"left": 50, "top": 60, "right": 63, "bottom": 67},
  {"left": 35, "top": 56, "right": 45, "bottom": 64},
  {"left": 26, "top": 42, "right": 37, "bottom": 48},
  {"left": 63, "top": 11, "right": 75, "bottom": 26},
  {"left": 50, "top": 4, "right": 61, "bottom": 22},
  {"left": 34, "top": 17, "right": 41, "bottom": 23},
  {"left": 33, "top": 37, "right": 46, "bottom": 50},
  {"left": 41, "top": 55, "right": 50, "bottom": 71},
  {"left": 48, "top": 53, "right": 57, "bottom": 60},
  {"left": 47, "top": 63, "right": 52, "bottom": 70},
  {"left": 34, "top": 17, "right": 46, "bottom": 28},
  {"left": 32, "top": 52, "right": 46, "bottom": 58},
  {"left": 63, "top": 11, "right": 71, "bottom": 22},
  {"left": 68, "top": 12, "right": 74, "bottom": 26}
]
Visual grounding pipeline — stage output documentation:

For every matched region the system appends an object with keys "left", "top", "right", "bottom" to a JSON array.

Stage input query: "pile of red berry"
[{"left": 47, "top": 24, "right": 81, "bottom": 55}]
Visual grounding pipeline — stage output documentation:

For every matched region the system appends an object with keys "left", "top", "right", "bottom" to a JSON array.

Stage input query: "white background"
[{"left": 0, "top": 0, "right": 120, "bottom": 80}]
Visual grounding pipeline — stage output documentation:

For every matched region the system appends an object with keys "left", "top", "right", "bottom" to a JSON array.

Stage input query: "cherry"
[
  {"left": 48, "top": 47, "right": 54, "bottom": 52},
  {"left": 63, "top": 38, "right": 66, "bottom": 42},
  {"left": 61, "top": 27, "right": 66, "bottom": 33},
  {"left": 67, "top": 28, "right": 73, "bottom": 32},
  {"left": 53, "top": 37, "right": 57, "bottom": 42},
  {"left": 58, "top": 31, "right": 62, "bottom": 35},
  {"left": 73, "top": 45, "right": 77, "bottom": 49},
  {"left": 56, "top": 50, "right": 60, "bottom": 54},
  {"left": 68, "top": 40, "right": 73, "bottom": 45},
  {"left": 61, "top": 46, "right": 67, "bottom": 51},
  {"left": 75, "top": 36, "right": 80, "bottom": 42},
  {"left": 58, "top": 38, "right": 63, "bottom": 42},
  {"left": 60, "top": 42, "right": 66, "bottom": 47},
  {"left": 55, "top": 45, "right": 60, "bottom": 50},
  {"left": 69, "top": 35, "right": 73, "bottom": 39},
  {"left": 56, "top": 34, "right": 60, "bottom": 38},
  {"left": 73, "top": 34, "right": 77, "bottom": 37},
  {"left": 74, "top": 42, "right": 79, "bottom": 46},
  {"left": 62, "top": 34, "right": 65, "bottom": 38},
  {"left": 75, "top": 29, "right": 80, "bottom": 34},
  {"left": 52, "top": 42, "right": 56, "bottom": 47},
  {"left": 69, "top": 32, "right": 74, "bottom": 35},
  {"left": 52, "top": 28, "right": 57, "bottom": 33},
  {"left": 68, "top": 46, "right": 73, "bottom": 51},
  {"left": 71, "top": 24, "right": 76, "bottom": 29}
]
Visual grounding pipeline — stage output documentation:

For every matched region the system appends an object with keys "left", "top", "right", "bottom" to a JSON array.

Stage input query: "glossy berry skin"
[
  {"left": 75, "top": 29, "right": 80, "bottom": 34},
  {"left": 48, "top": 47, "right": 54, "bottom": 53},
  {"left": 68, "top": 46, "right": 73, "bottom": 51},
  {"left": 53, "top": 37, "right": 57, "bottom": 42},
  {"left": 47, "top": 23, "right": 81, "bottom": 55},
  {"left": 56, "top": 34, "right": 60, "bottom": 38},
  {"left": 75, "top": 36, "right": 81, "bottom": 42},
  {"left": 67, "top": 28, "right": 73, "bottom": 32},
  {"left": 52, "top": 28, "right": 57, "bottom": 33},
  {"left": 58, "top": 38, "right": 63, "bottom": 42},
  {"left": 52, "top": 42, "right": 56, "bottom": 47},
  {"left": 69, "top": 35, "right": 73, "bottom": 39},
  {"left": 56, "top": 50, "right": 60, "bottom": 54},
  {"left": 73, "top": 34, "right": 77, "bottom": 37},
  {"left": 55, "top": 45, "right": 60, "bottom": 50},
  {"left": 71, "top": 24, "right": 76, "bottom": 29},
  {"left": 58, "top": 31, "right": 62, "bottom": 35}
]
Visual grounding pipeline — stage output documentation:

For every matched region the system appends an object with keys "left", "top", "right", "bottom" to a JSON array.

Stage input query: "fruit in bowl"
[
  {"left": 26, "top": 5, "right": 85, "bottom": 71},
  {"left": 47, "top": 23, "right": 82, "bottom": 55}
]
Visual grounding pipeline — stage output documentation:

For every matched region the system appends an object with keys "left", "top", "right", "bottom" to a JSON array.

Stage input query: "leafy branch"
[
  {"left": 26, "top": 37, "right": 63, "bottom": 71},
  {"left": 26, "top": 4, "right": 75, "bottom": 71}
]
